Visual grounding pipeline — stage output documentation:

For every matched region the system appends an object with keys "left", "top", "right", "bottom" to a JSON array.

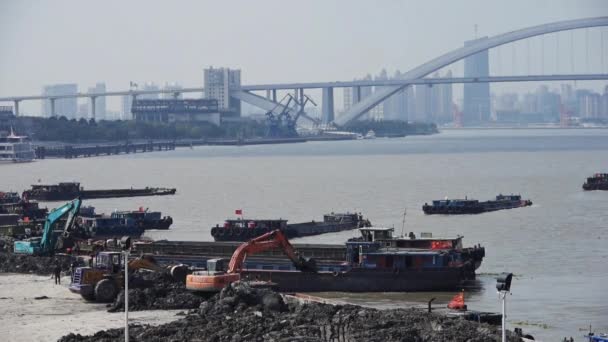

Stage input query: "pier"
[{"left": 34, "top": 141, "right": 176, "bottom": 159}]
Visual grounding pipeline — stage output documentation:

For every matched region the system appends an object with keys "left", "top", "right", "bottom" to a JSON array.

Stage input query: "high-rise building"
[
  {"left": 601, "top": 86, "right": 608, "bottom": 119},
  {"left": 437, "top": 70, "right": 454, "bottom": 123},
  {"left": 383, "top": 70, "right": 408, "bottom": 121},
  {"left": 87, "top": 82, "right": 106, "bottom": 120},
  {"left": 463, "top": 37, "right": 490, "bottom": 125},
  {"left": 41, "top": 84, "right": 78, "bottom": 118},
  {"left": 414, "top": 84, "right": 433, "bottom": 122},
  {"left": 121, "top": 95, "right": 133, "bottom": 120},
  {"left": 204, "top": 66, "right": 241, "bottom": 115},
  {"left": 342, "top": 74, "right": 372, "bottom": 118},
  {"left": 577, "top": 90, "right": 601, "bottom": 118},
  {"left": 78, "top": 103, "right": 88, "bottom": 119}
]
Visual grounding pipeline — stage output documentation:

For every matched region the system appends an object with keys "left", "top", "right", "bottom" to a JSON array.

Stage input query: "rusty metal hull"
[{"left": 240, "top": 268, "right": 465, "bottom": 292}]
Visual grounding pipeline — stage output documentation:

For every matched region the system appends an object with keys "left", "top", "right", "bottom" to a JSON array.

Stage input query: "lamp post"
[
  {"left": 121, "top": 236, "right": 132, "bottom": 342},
  {"left": 496, "top": 272, "right": 513, "bottom": 342}
]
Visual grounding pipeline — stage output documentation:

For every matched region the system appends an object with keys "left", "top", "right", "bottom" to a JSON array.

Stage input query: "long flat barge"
[
  {"left": 211, "top": 212, "right": 371, "bottom": 242},
  {"left": 423, "top": 194, "right": 532, "bottom": 215},
  {"left": 23, "top": 182, "right": 176, "bottom": 201},
  {"left": 132, "top": 240, "right": 348, "bottom": 261},
  {"left": 186, "top": 228, "right": 484, "bottom": 292}
]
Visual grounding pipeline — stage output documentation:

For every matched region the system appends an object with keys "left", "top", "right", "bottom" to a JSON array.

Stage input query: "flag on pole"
[{"left": 235, "top": 209, "right": 242, "bottom": 215}]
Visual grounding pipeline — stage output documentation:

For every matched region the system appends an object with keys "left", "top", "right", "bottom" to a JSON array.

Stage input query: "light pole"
[
  {"left": 121, "top": 236, "right": 132, "bottom": 342},
  {"left": 496, "top": 273, "right": 513, "bottom": 342}
]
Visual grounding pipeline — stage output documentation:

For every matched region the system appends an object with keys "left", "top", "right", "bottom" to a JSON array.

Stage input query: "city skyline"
[{"left": 1, "top": 0, "right": 607, "bottom": 114}]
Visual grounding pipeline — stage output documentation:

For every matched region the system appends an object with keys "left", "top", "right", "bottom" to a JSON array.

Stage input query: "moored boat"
[
  {"left": 210, "top": 212, "right": 371, "bottom": 241},
  {"left": 0, "top": 129, "right": 36, "bottom": 163},
  {"left": 22, "top": 182, "right": 176, "bottom": 201},
  {"left": 189, "top": 227, "right": 484, "bottom": 292},
  {"left": 76, "top": 208, "right": 173, "bottom": 238},
  {"left": 423, "top": 194, "right": 532, "bottom": 215},
  {"left": 583, "top": 173, "right": 608, "bottom": 190}
]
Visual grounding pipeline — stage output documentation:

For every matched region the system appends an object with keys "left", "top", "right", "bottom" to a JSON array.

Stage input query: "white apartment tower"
[{"left": 204, "top": 67, "right": 241, "bottom": 115}]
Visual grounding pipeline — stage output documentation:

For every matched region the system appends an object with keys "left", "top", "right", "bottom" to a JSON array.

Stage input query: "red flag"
[
  {"left": 235, "top": 209, "right": 242, "bottom": 215},
  {"left": 447, "top": 291, "right": 466, "bottom": 310}
]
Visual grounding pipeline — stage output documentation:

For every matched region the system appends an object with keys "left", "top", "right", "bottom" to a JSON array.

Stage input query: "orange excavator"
[{"left": 186, "top": 229, "right": 316, "bottom": 292}]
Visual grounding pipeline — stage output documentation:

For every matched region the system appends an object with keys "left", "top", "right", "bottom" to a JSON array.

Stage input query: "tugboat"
[
  {"left": 23, "top": 182, "right": 176, "bottom": 201},
  {"left": 583, "top": 173, "right": 608, "bottom": 191},
  {"left": 422, "top": 194, "right": 532, "bottom": 215},
  {"left": 211, "top": 212, "right": 371, "bottom": 242}
]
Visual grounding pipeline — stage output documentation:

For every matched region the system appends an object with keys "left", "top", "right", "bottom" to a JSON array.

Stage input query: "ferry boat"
[
  {"left": 22, "top": 182, "right": 176, "bottom": 201},
  {"left": 0, "top": 129, "right": 35, "bottom": 163},
  {"left": 210, "top": 212, "right": 371, "bottom": 241},
  {"left": 583, "top": 173, "right": 608, "bottom": 191},
  {"left": 422, "top": 194, "right": 532, "bottom": 215}
]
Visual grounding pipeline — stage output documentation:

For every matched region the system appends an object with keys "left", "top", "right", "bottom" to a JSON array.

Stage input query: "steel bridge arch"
[{"left": 334, "top": 16, "right": 608, "bottom": 127}]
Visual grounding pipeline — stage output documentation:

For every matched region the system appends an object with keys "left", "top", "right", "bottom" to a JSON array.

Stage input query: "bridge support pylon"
[{"left": 322, "top": 87, "right": 335, "bottom": 124}]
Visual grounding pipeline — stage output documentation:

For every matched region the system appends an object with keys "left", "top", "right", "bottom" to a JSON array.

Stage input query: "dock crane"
[
  {"left": 186, "top": 229, "right": 317, "bottom": 292},
  {"left": 265, "top": 93, "right": 319, "bottom": 137},
  {"left": 14, "top": 198, "right": 82, "bottom": 255}
]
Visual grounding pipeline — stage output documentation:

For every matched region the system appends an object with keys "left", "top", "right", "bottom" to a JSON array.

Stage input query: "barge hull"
[{"left": 233, "top": 268, "right": 464, "bottom": 292}]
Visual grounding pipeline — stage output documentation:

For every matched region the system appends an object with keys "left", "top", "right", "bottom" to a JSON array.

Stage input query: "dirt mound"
[
  {"left": 107, "top": 271, "right": 206, "bottom": 312},
  {"left": 60, "top": 282, "right": 524, "bottom": 342},
  {"left": 0, "top": 252, "right": 71, "bottom": 275}
]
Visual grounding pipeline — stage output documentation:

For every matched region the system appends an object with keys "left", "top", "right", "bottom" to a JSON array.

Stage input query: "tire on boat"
[
  {"left": 210, "top": 227, "right": 218, "bottom": 237},
  {"left": 94, "top": 278, "right": 118, "bottom": 303}
]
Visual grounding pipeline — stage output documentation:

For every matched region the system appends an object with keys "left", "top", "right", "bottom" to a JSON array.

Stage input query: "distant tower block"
[{"left": 453, "top": 103, "right": 463, "bottom": 128}]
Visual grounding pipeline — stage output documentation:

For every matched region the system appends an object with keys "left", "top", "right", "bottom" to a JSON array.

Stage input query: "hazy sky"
[{"left": 1, "top": 0, "right": 607, "bottom": 114}]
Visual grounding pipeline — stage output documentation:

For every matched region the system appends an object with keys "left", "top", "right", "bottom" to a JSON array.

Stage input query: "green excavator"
[{"left": 13, "top": 198, "right": 82, "bottom": 255}]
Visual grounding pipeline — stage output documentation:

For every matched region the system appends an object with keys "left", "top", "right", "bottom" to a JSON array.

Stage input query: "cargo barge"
[
  {"left": 22, "top": 182, "right": 176, "bottom": 201},
  {"left": 422, "top": 194, "right": 532, "bottom": 215},
  {"left": 187, "top": 228, "right": 484, "bottom": 292},
  {"left": 210, "top": 212, "right": 371, "bottom": 241},
  {"left": 76, "top": 208, "right": 173, "bottom": 238},
  {"left": 583, "top": 173, "right": 608, "bottom": 190}
]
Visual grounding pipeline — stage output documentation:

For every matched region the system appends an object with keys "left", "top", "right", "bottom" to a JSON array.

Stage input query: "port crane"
[
  {"left": 186, "top": 229, "right": 317, "bottom": 292},
  {"left": 265, "top": 94, "right": 319, "bottom": 137}
]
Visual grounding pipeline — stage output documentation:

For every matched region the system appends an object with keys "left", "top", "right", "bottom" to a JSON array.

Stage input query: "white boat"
[
  {"left": 0, "top": 129, "right": 36, "bottom": 163},
  {"left": 363, "top": 130, "right": 376, "bottom": 139}
]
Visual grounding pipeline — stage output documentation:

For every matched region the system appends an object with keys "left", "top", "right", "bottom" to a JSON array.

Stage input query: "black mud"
[
  {"left": 107, "top": 271, "right": 207, "bottom": 312},
  {"left": 0, "top": 252, "right": 71, "bottom": 275},
  {"left": 60, "top": 282, "right": 523, "bottom": 342}
]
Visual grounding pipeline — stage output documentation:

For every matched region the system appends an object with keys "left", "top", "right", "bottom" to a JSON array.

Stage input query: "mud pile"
[
  {"left": 107, "top": 271, "right": 206, "bottom": 312},
  {"left": 0, "top": 252, "right": 71, "bottom": 275},
  {"left": 60, "top": 282, "right": 523, "bottom": 342}
]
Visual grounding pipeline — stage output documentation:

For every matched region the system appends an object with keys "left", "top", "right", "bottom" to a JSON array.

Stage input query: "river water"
[{"left": 3, "top": 128, "right": 607, "bottom": 341}]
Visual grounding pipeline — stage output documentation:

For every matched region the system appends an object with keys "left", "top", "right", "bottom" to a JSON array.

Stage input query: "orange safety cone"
[{"left": 447, "top": 290, "right": 467, "bottom": 311}]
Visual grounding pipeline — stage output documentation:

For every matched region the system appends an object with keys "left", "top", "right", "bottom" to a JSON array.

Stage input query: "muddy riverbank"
[{"left": 60, "top": 282, "right": 524, "bottom": 342}]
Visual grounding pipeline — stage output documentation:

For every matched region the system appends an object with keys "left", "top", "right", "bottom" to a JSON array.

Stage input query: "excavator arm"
[
  {"left": 40, "top": 198, "right": 82, "bottom": 253},
  {"left": 127, "top": 255, "right": 165, "bottom": 272},
  {"left": 227, "top": 230, "right": 316, "bottom": 274}
]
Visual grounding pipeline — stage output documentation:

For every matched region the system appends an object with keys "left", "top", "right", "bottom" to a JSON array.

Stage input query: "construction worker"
[{"left": 53, "top": 262, "right": 62, "bottom": 285}]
